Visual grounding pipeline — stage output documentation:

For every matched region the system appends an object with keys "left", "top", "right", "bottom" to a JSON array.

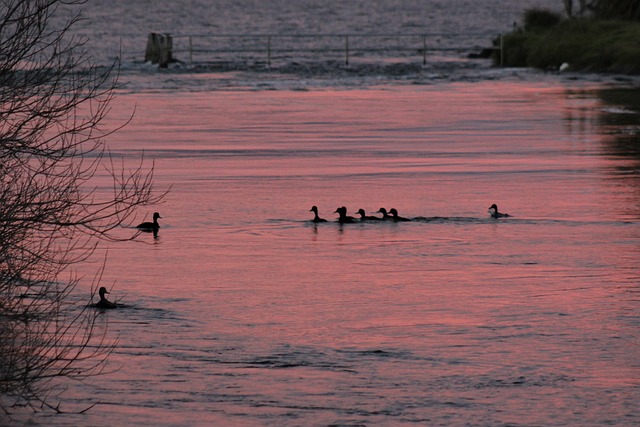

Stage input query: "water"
[
  {"left": 6, "top": 1, "right": 640, "bottom": 426},
  {"left": 57, "top": 0, "right": 579, "bottom": 91}
]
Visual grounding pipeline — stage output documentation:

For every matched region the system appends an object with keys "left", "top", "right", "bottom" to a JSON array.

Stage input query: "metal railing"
[{"left": 166, "top": 33, "right": 502, "bottom": 67}]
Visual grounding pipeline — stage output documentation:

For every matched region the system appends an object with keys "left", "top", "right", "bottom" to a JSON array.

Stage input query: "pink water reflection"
[{"left": 12, "top": 81, "right": 638, "bottom": 426}]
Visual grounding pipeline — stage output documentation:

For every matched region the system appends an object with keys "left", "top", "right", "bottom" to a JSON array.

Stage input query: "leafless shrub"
[{"left": 1, "top": 0, "right": 163, "bottom": 415}]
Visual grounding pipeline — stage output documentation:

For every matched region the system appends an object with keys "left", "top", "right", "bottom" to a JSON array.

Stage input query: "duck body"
[
  {"left": 389, "top": 208, "right": 411, "bottom": 222},
  {"left": 488, "top": 204, "right": 510, "bottom": 218},
  {"left": 137, "top": 212, "right": 161, "bottom": 231},
  {"left": 94, "top": 286, "right": 117, "bottom": 309},
  {"left": 356, "top": 209, "right": 381, "bottom": 221},
  {"left": 334, "top": 206, "right": 356, "bottom": 223},
  {"left": 309, "top": 206, "right": 327, "bottom": 223}
]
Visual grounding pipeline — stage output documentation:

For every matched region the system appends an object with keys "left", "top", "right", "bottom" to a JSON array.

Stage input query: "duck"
[
  {"left": 488, "top": 203, "right": 510, "bottom": 218},
  {"left": 334, "top": 206, "right": 356, "bottom": 223},
  {"left": 355, "top": 208, "right": 381, "bottom": 221},
  {"left": 136, "top": 212, "right": 161, "bottom": 232},
  {"left": 389, "top": 208, "right": 411, "bottom": 221},
  {"left": 376, "top": 207, "right": 391, "bottom": 220},
  {"left": 309, "top": 206, "right": 327, "bottom": 223},
  {"left": 95, "top": 287, "right": 117, "bottom": 309}
]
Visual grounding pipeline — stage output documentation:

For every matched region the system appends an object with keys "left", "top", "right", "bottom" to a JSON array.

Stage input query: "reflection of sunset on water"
[
  {"left": 16, "top": 81, "right": 633, "bottom": 426},
  {"left": 6, "top": 0, "right": 640, "bottom": 422}
]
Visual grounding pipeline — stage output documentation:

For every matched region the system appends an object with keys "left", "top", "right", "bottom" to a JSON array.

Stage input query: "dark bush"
[
  {"left": 592, "top": 0, "right": 640, "bottom": 21},
  {"left": 523, "top": 8, "right": 563, "bottom": 31},
  {"left": 497, "top": 18, "right": 640, "bottom": 74}
]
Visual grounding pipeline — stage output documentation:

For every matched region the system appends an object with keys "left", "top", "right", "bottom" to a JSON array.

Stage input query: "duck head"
[{"left": 98, "top": 287, "right": 110, "bottom": 301}]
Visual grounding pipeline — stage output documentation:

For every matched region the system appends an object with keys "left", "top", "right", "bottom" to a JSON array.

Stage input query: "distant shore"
[{"left": 497, "top": 14, "right": 640, "bottom": 75}]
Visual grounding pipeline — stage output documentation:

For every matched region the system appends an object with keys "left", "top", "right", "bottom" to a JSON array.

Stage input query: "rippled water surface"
[
  {"left": 5, "top": 0, "right": 640, "bottom": 425},
  {"left": 10, "top": 81, "right": 639, "bottom": 426},
  {"left": 54, "top": 0, "right": 570, "bottom": 90}
]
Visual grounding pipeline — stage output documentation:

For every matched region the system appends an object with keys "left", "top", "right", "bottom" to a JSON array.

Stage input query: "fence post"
[
  {"left": 144, "top": 32, "right": 173, "bottom": 67},
  {"left": 345, "top": 35, "right": 349, "bottom": 66},
  {"left": 189, "top": 36, "right": 193, "bottom": 66},
  {"left": 267, "top": 36, "right": 271, "bottom": 68},
  {"left": 499, "top": 33, "right": 504, "bottom": 67},
  {"left": 422, "top": 35, "right": 427, "bottom": 66}
]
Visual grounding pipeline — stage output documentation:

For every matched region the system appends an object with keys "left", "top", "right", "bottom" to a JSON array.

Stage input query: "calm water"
[{"left": 6, "top": 0, "right": 640, "bottom": 426}]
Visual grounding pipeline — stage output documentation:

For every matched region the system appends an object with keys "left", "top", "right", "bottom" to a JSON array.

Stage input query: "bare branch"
[{"left": 1, "top": 0, "right": 164, "bottom": 414}]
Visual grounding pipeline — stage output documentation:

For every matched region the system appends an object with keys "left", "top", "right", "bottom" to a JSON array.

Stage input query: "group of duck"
[
  {"left": 310, "top": 203, "right": 510, "bottom": 223},
  {"left": 91, "top": 212, "right": 163, "bottom": 309},
  {"left": 94, "top": 204, "right": 510, "bottom": 309}
]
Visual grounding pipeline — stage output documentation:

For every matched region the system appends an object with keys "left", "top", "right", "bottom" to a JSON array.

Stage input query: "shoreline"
[{"left": 497, "top": 16, "right": 640, "bottom": 75}]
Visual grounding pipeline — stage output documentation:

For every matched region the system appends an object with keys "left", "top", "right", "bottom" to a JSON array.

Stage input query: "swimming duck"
[
  {"left": 355, "top": 208, "right": 381, "bottom": 221},
  {"left": 389, "top": 208, "right": 411, "bottom": 221},
  {"left": 334, "top": 206, "right": 356, "bottom": 223},
  {"left": 488, "top": 204, "right": 510, "bottom": 218},
  {"left": 376, "top": 207, "right": 391, "bottom": 220},
  {"left": 309, "top": 206, "right": 327, "bottom": 223},
  {"left": 95, "top": 287, "right": 117, "bottom": 309},
  {"left": 136, "top": 212, "right": 161, "bottom": 232}
]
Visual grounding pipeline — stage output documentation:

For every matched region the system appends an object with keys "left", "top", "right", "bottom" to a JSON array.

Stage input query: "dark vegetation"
[
  {"left": 497, "top": 0, "right": 640, "bottom": 74},
  {"left": 1, "top": 0, "right": 163, "bottom": 416}
]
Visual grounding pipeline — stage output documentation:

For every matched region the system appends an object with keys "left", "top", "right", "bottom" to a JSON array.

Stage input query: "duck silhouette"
[
  {"left": 136, "top": 212, "right": 161, "bottom": 232},
  {"left": 309, "top": 206, "right": 327, "bottom": 223},
  {"left": 488, "top": 204, "right": 510, "bottom": 218},
  {"left": 389, "top": 208, "right": 411, "bottom": 221},
  {"left": 94, "top": 287, "right": 117, "bottom": 309},
  {"left": 355, "top": 208, "right": 381, "bottom": 221},
  {"left": 334, "top": 206, "right": 356, "bottom": 223},
  {"left": 376, "top": 207, "right": 391, "bottom": 220}
]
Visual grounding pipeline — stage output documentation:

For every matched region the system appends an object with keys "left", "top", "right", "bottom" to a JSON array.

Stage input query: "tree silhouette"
[
  {"left": 567, "top": 0, "right": 640, "bottom": 20},
  {"left": 1, "top": 0, "right": 163, "bottom": 415},
  {"left": 592, "top": 0, "right": 640, "bottom": 20}
]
